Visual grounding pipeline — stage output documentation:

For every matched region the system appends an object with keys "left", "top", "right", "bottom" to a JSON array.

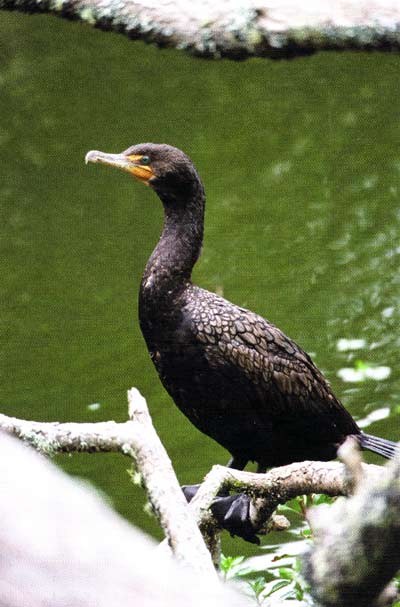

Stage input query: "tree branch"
[
  {"left": 304, "top": 447, "right": 400, "bottom": 607},
  {"left": 0, "top": 402, "right": 384, "bottom": 541},
  {"left": 187, "top": 459, "right": 383, "bottom": 537},
  {"left": 125, "top": 388, "right": 217, "bottom": 575},
  {"left": 0, "top": 432, "right": 248, "bottom": 607},
  {"left": 2, "top": 395, "right": 400, "bottom": 604},
  {"left": 0, "top": 390, "right": 216, "bottom": 576},
  {"left": 1, "top": 0, "right": 400, "bottom": 59}
]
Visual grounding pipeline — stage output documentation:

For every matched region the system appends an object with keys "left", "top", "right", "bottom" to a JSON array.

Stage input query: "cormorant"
[{"left": 86, "top": 143, "right": 397, "bottom": 542}]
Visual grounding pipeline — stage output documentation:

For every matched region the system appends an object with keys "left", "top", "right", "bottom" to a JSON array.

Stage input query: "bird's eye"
[{"left": 140, "top": 156, "right": 151, "bottom": 165}]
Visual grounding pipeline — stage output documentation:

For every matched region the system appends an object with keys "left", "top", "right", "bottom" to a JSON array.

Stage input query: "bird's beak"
[{"left": 85, "top": 150, "right": 154, "bottom": 183}]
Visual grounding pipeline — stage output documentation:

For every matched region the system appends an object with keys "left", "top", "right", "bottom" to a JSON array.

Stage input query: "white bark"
[
  {"left": 0, "top": 389, "right": 216, "bottom": 576},
  {"left": 304, "top": 448, "right": 400, "bottom": 606},
  {"left": 2, "top": 394, "right": 400, "bottom": 604},
  {"left": 0, "top": 432, "right": 247, "bottom": 607},
  {"left": 0, "top": 401, "right": 387, "bottom": 543}
]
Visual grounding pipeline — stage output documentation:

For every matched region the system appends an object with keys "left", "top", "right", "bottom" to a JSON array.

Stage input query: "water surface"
[{"left": 0, "top": 13, "right": 399, "bottom": 554}]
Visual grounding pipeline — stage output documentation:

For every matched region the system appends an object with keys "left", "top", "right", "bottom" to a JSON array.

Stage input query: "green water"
[{"left": 1, "top": 13, "right": 399, "bottom": 555}]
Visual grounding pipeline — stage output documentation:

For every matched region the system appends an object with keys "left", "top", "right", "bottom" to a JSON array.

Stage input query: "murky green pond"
[{"left": 1, "top": 12, "right": 399, "bottom": 555}]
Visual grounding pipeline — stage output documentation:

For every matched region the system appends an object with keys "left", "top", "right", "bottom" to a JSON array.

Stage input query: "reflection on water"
[{"left": 0, "top": 13, "right": 399, "bottom": 554}]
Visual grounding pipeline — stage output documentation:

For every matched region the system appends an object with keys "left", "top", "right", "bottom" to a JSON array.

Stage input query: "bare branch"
[
  {"left": 0, "top": 405, "right": 386, "bottom": 541},
  {"left": 126, "top": 388, "right": 217, "bottom": 575},
  {"left": 0, "top": 391, "right": 216, "bottom": 576},
  {"left": 3, "top": 397, "right": 399, "bottom": 605},
  {"left": 1, "top": 0, "right": 400, "bottom": 59},
  {"left": 0, "top": 413, "right": 134, "bottom": 455},
  {"left": 0, "top": 432, "right": 248, "bottom": 607},
  {"left": 188, "top": 460, "right": 383, "bottom": 533},
  {"left": 337, "top": 435, "right": 365, "bottom": 493}
]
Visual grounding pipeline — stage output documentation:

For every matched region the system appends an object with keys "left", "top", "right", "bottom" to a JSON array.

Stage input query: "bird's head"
[{"left": 85, "top": 143, "right": 202, "bottom": 204}]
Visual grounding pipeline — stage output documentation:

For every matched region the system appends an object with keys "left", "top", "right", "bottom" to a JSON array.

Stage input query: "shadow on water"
[{"left": 0, "top": 13, "right": 399, "bottom": 554}]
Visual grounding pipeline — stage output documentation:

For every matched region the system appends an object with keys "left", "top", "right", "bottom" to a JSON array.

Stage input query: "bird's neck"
[{"left": 139, "top": 186, "right": 205, "bottom": 312}]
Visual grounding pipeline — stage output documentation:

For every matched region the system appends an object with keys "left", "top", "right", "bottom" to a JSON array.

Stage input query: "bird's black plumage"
[{"left": 87, "top": 143, "right": 397, "bottom": 472}]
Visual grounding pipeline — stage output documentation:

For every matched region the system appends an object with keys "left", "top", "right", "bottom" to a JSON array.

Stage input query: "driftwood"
[
  {"left": 0, "top": 432, "right": 248, "bottom": 607},
  {"left": 1, "top": 0, "right": 400, "bottom": 59}
]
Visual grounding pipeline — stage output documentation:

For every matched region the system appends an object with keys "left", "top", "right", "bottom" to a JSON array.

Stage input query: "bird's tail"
[{"left": 359, "top": 432, "right": 398, "bottom": 459}]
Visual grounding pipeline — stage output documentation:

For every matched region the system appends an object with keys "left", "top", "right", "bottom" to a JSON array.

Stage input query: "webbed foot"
[
  {"left": 181, "top": 483, "right": 201, "bottom": 503},
  {"left": 211, "top": 494, "right": 260, "bottom": 545},
  {"left": 182, "top": 478, "right": 260, "bottom": 544}
]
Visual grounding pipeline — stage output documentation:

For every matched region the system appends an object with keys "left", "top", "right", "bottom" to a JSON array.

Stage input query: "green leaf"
[
  {"left": 278, "top": 567, "right": 295, "bottom": 580},
  {"left": 219, "top": 554, "right": 247, "bottom": 580},
  {"left": 277, "top": 504, "right": 302, "bottom": 515},
  {"left": 220, "top": 554, "right": 245, "bottom": 573},
  {"left": 264, "top": 580, "right": 291, "bottom": 597},
  {"left": 288, "top": 499, "right": 303, "bottom": 514},
  {"left": 311, "top": 493, "right": 335, "bottom": 506},
  {"left": 301, "top": 528, "right": 312, "bottom": 538},
  {"left": 232, "top": 566, "right": 253, "bottom": 578},
  {"left": 248, "top": 576, "right": 267, "bottom": 598}
]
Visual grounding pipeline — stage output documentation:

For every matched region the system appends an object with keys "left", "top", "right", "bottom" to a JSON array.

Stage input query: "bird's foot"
[
  {"left": 182, "top": 485, "right": 260, "bottom": 544},
  {"left": 181, "top": 484, "right": 201, "bottom": 503},
  {"left": 211, "top": 494, "right": 260, "bottom": 545}
]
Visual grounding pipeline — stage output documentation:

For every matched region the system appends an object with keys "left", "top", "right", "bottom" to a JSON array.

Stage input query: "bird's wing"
[{"left": 186, "top": 288, "right": 350, "bottom": 421}]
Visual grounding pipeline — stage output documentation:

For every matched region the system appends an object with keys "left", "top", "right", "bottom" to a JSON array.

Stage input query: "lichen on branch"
[{"left": 1, "top": 0, "right": 400, "bottom": 59}]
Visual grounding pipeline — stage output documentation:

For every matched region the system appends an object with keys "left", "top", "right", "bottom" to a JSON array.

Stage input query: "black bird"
[{"left": 86, "top": 143, "right": 397, "bottom": 541}]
